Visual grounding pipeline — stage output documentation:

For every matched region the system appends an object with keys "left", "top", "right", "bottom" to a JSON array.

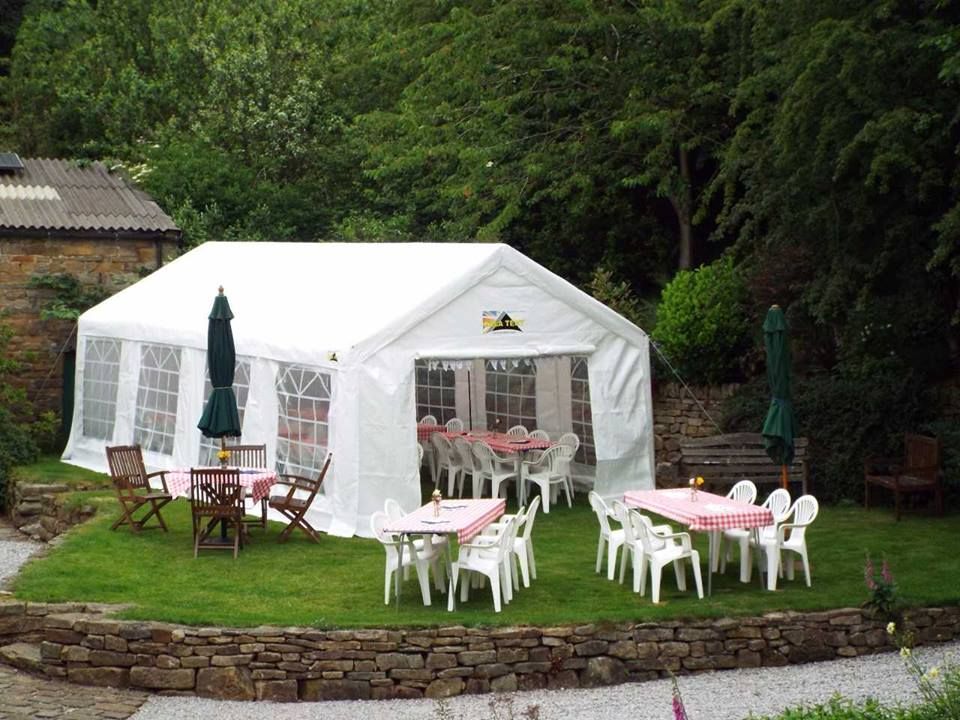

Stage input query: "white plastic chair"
[
  {"left": 452, "top": 437, "right": 477, "bottom": 497},
  {"left": 720, "top": 488, "right": 790, "bottom": 583},
  {"left": 384, "top": 497, "right": 404, "bottom": 522},
  {"left": 529, "top": 429, "right": 550, "bottom": 442},
  {"left": 445, "top": 417, "right": 464, "bottom": 433},
  {"left": 431, "top": 432, "right": 464, "bottom": 497},
  {"left": 472, "top": 442, "right": 518, "bottom": 501},
  {"left": 483, "top": 495, "right": 541, "bottom": 589},
  {"left": 610, "top": 500, "right": 675, "bottom": 591},
  {"left": 589, "top": 491, "right": 624, "bottom": 580},
  {"left": 449, "top": 517, "right": 517, "bottom": 612},
  {"left": 419, "top": 415, "right": 438, "bottom": 425},
  {"left": 506, "top": 425, "right": 529, "bottom": 438},
  {"left": 521, "top": 445, "right": 572, "bottom": 514},
  {"left": 710, "top": 480, "right": 758, "bottom": 573},
  {"left": 370, "top": 511, "right": 444, "bottom": 606},
  {"left": 557, "top": 432, "right": 580, "bottom": 499},
  {"left": 755, "top": 495, "right": 819, "bottom": 591},
  {"left": 632, "top": 510, "right": 704, "bottom": 603}
]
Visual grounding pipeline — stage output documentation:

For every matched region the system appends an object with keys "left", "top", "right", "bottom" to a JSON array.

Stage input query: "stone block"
[
  {"left": 426, "top": 652, "right": 457, "bottom": 669},
  {"left": 67, "top": 666, "right": 130, "bottom": 688},
  {"left": 490, "top": 673, "right": 518, "bottom": 693},
  {"left": 425, "top": 678, "right": 465, "bottom": 698},
  {"left": 581, "top": 656, "right": 627, "bottom": 687},
  {"left": 300, "top": 679, "right": 371, "bottom": 701},
  {"left": 256, "top": 679, "right": 299, "bottom": 702},
  {"left": 130, "top": 666, "right": 196, "bottom": 690},
  {"left": 90, "top": 650, "right": 137, "bottom": 667},
  {"left": 376, "top": 652, "right": 424, "bottom": 670},
  {"left": 196, "top": 667, "right": 255, "bottom": 700},
  {"left": 574, "top": 640, "right": 608, "bottom": 657},
  {"left": 458, "top": 650, "right": 497, "bottom": 665}
]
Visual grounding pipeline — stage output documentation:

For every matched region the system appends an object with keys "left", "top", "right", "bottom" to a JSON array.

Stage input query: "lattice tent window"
[
  {"left": 570, "top": 355, "right": 596, "bottom": 465},
  {"left": 80, "top": 337, "right": 121, "bottom": 441},
  {"left": 485, "top": 360, "right": 536, "bottom": 431},
  {"left": 198, "top": 359, "right": 252, "bottom": 465},
  {"left": 415, "top": 360, "right": 457, "bottom": 424},
  {"left": 134, "top": 344, "right": 181, "bottom": 455},
  {"left": 276, "top": 364, "right": 331, "bottom": 478}
]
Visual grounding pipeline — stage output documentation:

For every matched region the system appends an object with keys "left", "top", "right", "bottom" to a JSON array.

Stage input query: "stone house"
[{"left": 0, "top": 154, "right": 181, "bottom": 424}]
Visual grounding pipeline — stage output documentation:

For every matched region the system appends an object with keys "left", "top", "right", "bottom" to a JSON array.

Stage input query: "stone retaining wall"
[
  {"left": 7, "top": 483, "right": 96, "bottom": 542},
  {"left": 1, "top": 600, "right": 957, "bottom": 702}
]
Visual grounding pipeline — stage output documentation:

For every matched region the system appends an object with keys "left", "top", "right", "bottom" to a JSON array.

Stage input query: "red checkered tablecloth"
[
  {"left": 417, "top": 424, "right": 447, "bottom": 442},
  {"left": 624, "top": 489, "right": 773, "bottom": 532},
  {"left": 479, "top": 432, "right": 552, "bottom": 455},
  {"left": 166, "top": 468, "right": 277, "bottom": 504},
  {"left": 384, "top": 498, "right": 506, "bottom": 544}
]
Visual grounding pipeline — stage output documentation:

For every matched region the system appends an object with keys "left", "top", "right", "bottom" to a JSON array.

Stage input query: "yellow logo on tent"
[{"left": 482, "top": 311, "right": 524, "bottom": 334}]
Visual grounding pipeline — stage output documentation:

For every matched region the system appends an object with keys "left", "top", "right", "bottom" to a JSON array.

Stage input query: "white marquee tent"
[{"left": 62, "top": 242, "right": 655, "bottom": 537}]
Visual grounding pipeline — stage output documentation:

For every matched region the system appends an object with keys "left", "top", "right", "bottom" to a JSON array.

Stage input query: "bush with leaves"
[{"left": 651, "top": 255, "right": 751, "bottom": 385}]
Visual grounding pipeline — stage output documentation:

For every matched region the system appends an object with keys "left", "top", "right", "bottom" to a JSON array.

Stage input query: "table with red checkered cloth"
[
  {"left": 416, "top": 424, "right": 447, "bottom": 443},
  {"left": 476, "top": 432, "right": 552, "bottom": 455},
  {"left": 384, "top": 498, "right": 506, "bottom": 544},
  {"left": 624, "top": 488, "right": 773, "bottom": 532},
  {"left": 165, "top": 468, "right": 277, "bottom": 504}
]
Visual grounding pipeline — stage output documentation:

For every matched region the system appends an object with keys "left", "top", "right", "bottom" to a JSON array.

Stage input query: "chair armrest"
[
  {"left": 657, "top": 530, "right": 692, "bottom": 551},
  {"left": 863, "top": 456, "right": 900, "bottom": 475},
  {"left": 650, "top": 523, "right": 674, "bottom": 536},
  {"left": 145, "top": 470, "right": 169, "bottom": 493}
]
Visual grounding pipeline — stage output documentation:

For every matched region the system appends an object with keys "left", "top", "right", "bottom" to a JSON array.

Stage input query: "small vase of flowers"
[
  {"left": 431, "top": 488, "right": 442, "bottom": 516},
  {"left": 689, "top": 476, "right": 704, "bottom": 501},
  {"left": 217, "top": 449, "right": 231, "bottom": 469}
]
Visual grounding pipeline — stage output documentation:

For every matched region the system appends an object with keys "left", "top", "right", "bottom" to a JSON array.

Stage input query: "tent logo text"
[{"left": 482, "top": 311, "right": 524, "bottom": 334}]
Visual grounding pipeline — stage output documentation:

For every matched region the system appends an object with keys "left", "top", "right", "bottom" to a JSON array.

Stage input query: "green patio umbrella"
[
  {"left": 761, "top": 304, "right": 795, "bottom": 489},
  {"left": 197, "top": 286, "right": 241, "bottom": 448}
]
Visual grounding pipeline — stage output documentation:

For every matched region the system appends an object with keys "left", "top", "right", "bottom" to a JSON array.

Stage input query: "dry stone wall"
[
  {"left": 1, "top": 600, "right": 957, "bottom": 702},
  {"left": 7, "top": 483, "right": 95, "bottom": 542}
]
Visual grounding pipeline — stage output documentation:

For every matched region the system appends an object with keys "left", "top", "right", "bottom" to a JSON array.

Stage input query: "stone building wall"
[
  {"left": 0, "top": 236, "right": 179, "bottom": 416},
  {"left": 652, "top": 382, "right": 739, "bottom": 484},
  {"left": 0, "top": 600, "right": 957, "bottom": 702}
]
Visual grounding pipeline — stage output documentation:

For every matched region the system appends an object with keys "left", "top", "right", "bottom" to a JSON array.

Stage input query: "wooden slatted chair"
[
  {"left": 105, "top": 445, "right": 173, "bottom": 533},
  {"left": 864, "top": 433, "right": 943, "bottom": 521},
  {"left": 190, "top": 467, "right": 244, "bottom": 558},
  {"left": 223, "top": 443, "right": 269, "bottom": 530},
  {"left": 268, "top": 453, "right": 333, "bottom": 543}
]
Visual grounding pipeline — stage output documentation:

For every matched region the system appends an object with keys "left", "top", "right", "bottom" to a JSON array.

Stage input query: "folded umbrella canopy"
[
  {"left": 197, "top": 286, "right": 242, "bottom": 446},
  {"left": 761, "top": 304, "right": 795, "bottom": 489}
]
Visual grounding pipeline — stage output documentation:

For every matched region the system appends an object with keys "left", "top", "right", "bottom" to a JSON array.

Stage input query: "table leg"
[
  {"left": 396, "top": 534, "right": 405, "bottom": 611},
  {"left": 445, "top": 540, "right": 457, "bottom": 612},
  {"left": 753, "top": 527, "right": 766, "bottom": 590},
  {"left": 707, "top": 530, "right": 717, "bottom": 597}
]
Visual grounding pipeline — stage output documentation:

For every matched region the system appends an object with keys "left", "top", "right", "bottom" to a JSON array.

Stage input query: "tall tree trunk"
[{"left": 669, "top": 146, "right": 694, "bottom": 270}]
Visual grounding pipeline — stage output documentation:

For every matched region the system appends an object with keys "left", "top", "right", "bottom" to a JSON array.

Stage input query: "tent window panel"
[
  {"left": 485, "top": 361, "right": 536, "bottom": 431},
  {"left": 276, "top": 363, "right": 331, "bottom": 479},
  {"left": 414, "top": 360, "right": 457, "bottom": 424},
  {"left": 134, "top": 344, "right": 181, "bottom": 456},
  {"left": 80, "top": 337, "right": 121, "bottom": 441},
  {"left": 198, "top": 359, "right": 253, "bottom": 466},
  {"left": 570, "top": 355, "right": 596, "bottom": 465}
]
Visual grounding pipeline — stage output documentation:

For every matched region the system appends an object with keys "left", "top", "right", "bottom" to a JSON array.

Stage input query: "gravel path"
[
  {"left": 131, "top": 641, "right": 960, "bottom": 720},
  {"left": 0, "top": 523, "right": 41, "bottom": 590}
]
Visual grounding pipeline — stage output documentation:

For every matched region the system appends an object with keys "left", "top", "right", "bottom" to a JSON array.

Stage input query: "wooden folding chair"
[
  {"left": 268, "top": 453, "right": 332, "bottom": 543},
  {"left": 105, "top": 445, "right": 173, "bottom": 533},
  {"left": 190, "top": 467, "right": 245, "bottom": 558},
  {"left": 223, "top": 443, "right": 269, "bottom": 530}
]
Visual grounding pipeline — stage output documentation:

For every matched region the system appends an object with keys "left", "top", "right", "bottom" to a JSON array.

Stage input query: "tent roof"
[{"left": 80, "top": 241, "right": 644, "bottom": 363}]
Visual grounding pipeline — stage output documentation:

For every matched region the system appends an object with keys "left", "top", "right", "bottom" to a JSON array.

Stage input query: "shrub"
[
  {"left": 721, "top": 359, "right": 930, "bottom": 503},
  {"left": 652, "top": 255, "right": 751, "bottom": 384}
]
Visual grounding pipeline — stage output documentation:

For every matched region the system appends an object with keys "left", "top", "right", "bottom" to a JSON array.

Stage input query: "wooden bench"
[
  {"left": 677, "top": 433, "right": 809, "bottom": 496},
  {"left": 864, "top": 433, "right": 943, "bottom": 521}
]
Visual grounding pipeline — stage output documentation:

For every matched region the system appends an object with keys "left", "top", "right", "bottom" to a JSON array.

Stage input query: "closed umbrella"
[
  {"left": 197, "top": 286, "right": 241, "bottom": 450},
  {"left": 761, "top": 304, "right": 795, "bottom": 489}
]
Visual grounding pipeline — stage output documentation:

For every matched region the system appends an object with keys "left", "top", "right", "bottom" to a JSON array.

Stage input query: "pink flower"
[
  {"left": 671, "top": 677, "right": 689, "bottom": 720},
  {"left": 864, "top": 555, "right": 876, "bottom": 591},
  {"left": 881, "top": 559, "right": 893, "bottom": 586}
]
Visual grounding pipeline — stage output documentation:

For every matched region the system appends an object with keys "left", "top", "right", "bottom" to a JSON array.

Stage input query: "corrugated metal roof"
[{"left": 0, "top": 157, "right": 179, "bottom": 234}]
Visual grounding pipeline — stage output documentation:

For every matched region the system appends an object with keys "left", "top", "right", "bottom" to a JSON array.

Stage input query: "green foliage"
[
  {"left": 652, "top": 255, "right": 750, "bottom": 384},
  {"left": 0, "top": 322, "right": 45, "bottom": 509},
  {"left": 863, "top": 554, "right": 899, "bottom": 622},
  {"left": 28, "top": 273, "right": 110, "bottom": 320}
]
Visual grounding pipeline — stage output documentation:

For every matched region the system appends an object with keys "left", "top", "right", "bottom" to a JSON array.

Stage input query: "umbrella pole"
[
  {"left": 220, "top": 437, "right": 229, "bottom": 540},
  {"left": 780, "top": 464, "right": 788, "bottom": 490}
]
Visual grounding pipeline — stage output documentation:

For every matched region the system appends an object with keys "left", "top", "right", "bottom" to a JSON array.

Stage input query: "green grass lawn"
[{"left": 10, "top": 462, "right": 960, "bottom": 628}]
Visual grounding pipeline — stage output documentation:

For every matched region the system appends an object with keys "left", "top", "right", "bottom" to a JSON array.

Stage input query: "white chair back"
[
  {"left": 764, "top": 488, "right": 792, "bottom": 522},
  {"left": 446, "top": 418, "right": 464, "bottom": 432},
  {"left": 506, "top": 425, "right": 528, "bottom": 438},
  {"left": 453, "top": 437, "right": 475, "bottom": 471},
  {"left": 520, "top": 495, "right": 541, "bottom": 541},
  {"left": 384, "top": 498, "right": 404, "bottom": 523},
  {"left": 727, "top": 480, "right": 757, "bottom": 505},
  {"left": 529, "top": 429, "right": 550, "bottom": 442},
  {"left": 558, "top": 432, "right": 580, "bottom": 452},
  {"left": 431, "top": 432, "right": 453, "bottom": 465},
  {"left": 588, "top": 491, "right": 614, "bottom": 538},
  {"left": 551, "top": 444, "right": 575, "bottom": 472},
  {"left": 611, "top": 500, "right": 636, "bottom": 546},
  {"left": 472, "top": 441, "right": 494, "bottom": 473},
  {"left": 636, "top": 513, "right": 667, "bottom": 552},
  {"left": 370, "top": 511, "right": 394, "bottom": 545},
  {"left": 419, "top": 415, "right": 437, "bottom": 425},
  {"left": 786, "top": 495, "right": 819, "bottom": 543}
]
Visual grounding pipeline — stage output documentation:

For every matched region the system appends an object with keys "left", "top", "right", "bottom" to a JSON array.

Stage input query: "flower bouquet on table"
[
  {"left": 689, "top": 476, "right": 704, "bottom": 501},
  {"left": 431, "top": 489, "right": 442, "bottom": 516},
  {"left": 217, "top": 449, "right": 231, "bottom": 468}
]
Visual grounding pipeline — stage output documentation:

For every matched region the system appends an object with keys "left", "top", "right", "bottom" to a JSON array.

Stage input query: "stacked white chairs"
[
  {"left": 589, "top": 491, "right": 624, "bottom": 580},
  {"left": 446, "top": 417, "right": 465, "bottom": 432},
  {"left": 753, "top": 495, "right": 819, "bottom": 591},
  {"left": 481, "top": 496, "right": 541, "bottom": 589},
  {"left": 472, "top": 442, "right": 518, "bottom": 501},
  {"left": 452, "top": 437, "right": 478, "bottom": 497},
  {"left": 418, "top": 415, "right": 438, "bottom": 485},
  {"left": 720, "top": 488, "right": 791, "bottom": 583},
  {"left": 557, "top": 432, "right": 580, "bottom": 499},
  {"left": 370, "top": 511, "right": 445, "bottom": 606},
  {"left": 521, "top": 444, "right": 572, "bottom": 513},
  {"left": 609, "top": 500, "right": 675, "bottom": 590},
  {"left": 506, "top": 425, "right": 529, "bottom": 438},
  {"left": 710, "top": 480, "right": 758, "bottom": 574},
  {"left": 449, "top": 516, "right": 518, "bottom": 612},
  {"left": 431, "top": 432, "right": 464, "bottom": 497}
]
